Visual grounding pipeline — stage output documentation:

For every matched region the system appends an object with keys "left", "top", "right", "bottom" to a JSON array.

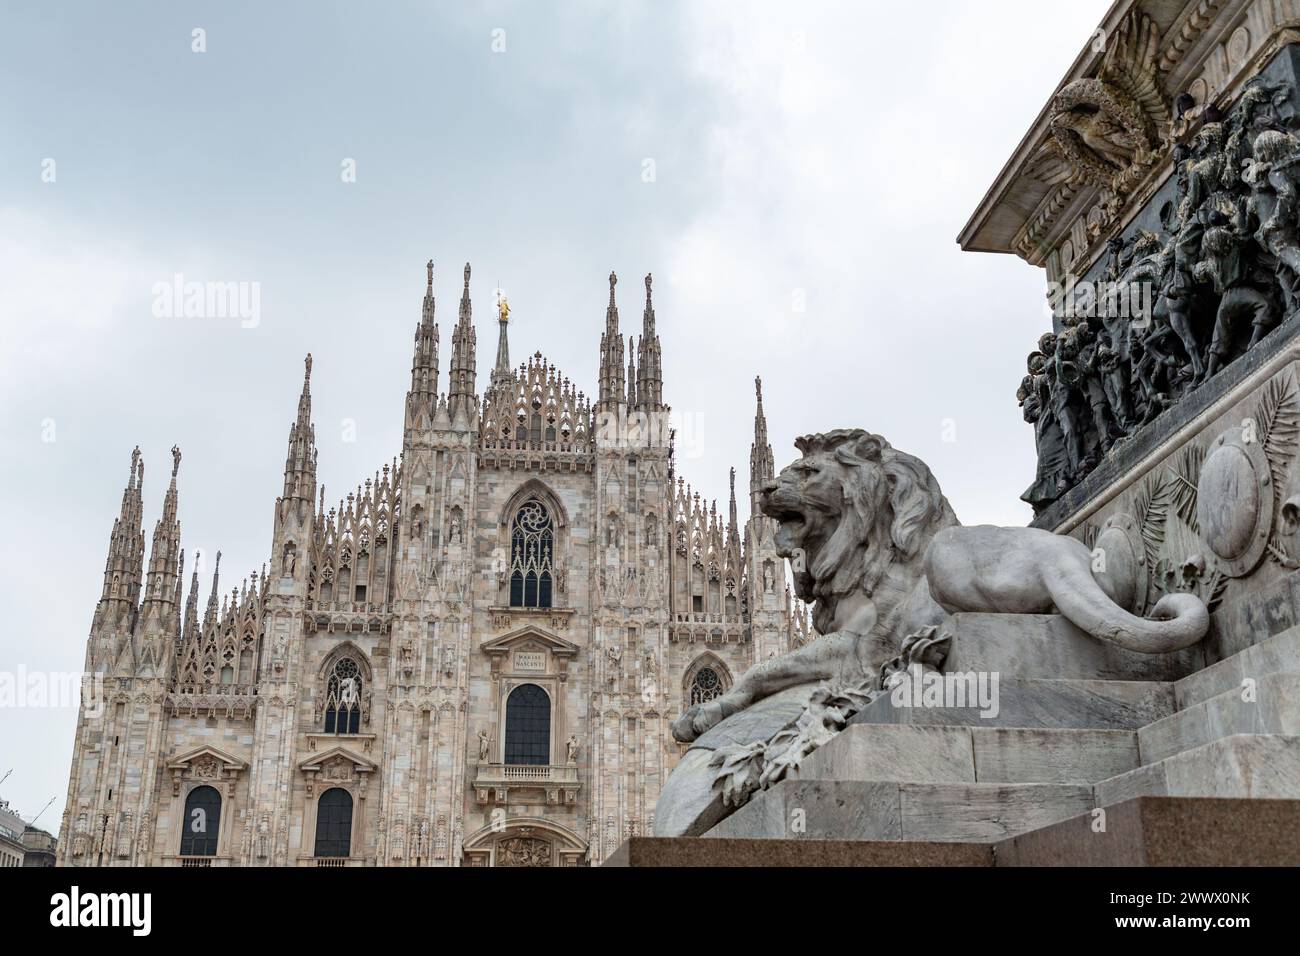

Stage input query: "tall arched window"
[
  {"left": 509, "top": 499, "right": 554, "bottom": 609},
  {"left": 324, "top": 657, "right": 363, "bottom": 734},
  {"left": 179, "top": 785, "right": 221, "bottom": 857},
  {"left": 314, "top": 788, "right": 354, "bottom": 858},
  {"left": 504, "top": 683, "right": 551, "bottom": 765},
  {"left": 690, "top": 666, "right": 724, "bottom": 706}
]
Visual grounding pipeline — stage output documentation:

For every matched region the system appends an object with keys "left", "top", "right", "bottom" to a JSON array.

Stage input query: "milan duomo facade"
[{"left": 59, "top": 263, "right": 809, "bottom": 867}]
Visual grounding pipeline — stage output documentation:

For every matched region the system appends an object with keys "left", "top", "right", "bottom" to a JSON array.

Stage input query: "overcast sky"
[{"left": 0, "top": 0, "right": 1109, "bottom": 827}]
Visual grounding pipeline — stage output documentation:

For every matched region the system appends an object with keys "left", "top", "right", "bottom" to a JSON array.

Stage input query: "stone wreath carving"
[{"left": 1048, "top": 12, "right": 1169, "bottom": 195}]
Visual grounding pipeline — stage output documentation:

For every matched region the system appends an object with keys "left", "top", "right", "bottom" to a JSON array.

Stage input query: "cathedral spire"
[
  {"left": 728, "top": 467, "right": 740, "bottom": 538},
  {"left": 448, "top": 262, "right": 478, "bottom": 419},
  {"left": 636, "top": 273, "right": 663, "bottom": 409},
  {"left": 492, "top": 288, "right": 512, "bottom": 388},
  {"left": 626, "top": 335, "right": 637, "bottom": 406},
  {"left": 597, "top": 271, "right": 625, "bottom": 410},
  {"left": 182, "top": 550, "right": 201, "bottom": 648},
  {"left": 750, "top": 376, "right": 775, "bottom": 512},
  {"left": 141, "top": 445, "right": 183, "bottom": 612},
  {"left": 202, "top": 551, "right": 222, "bottom": 637},
  {"left": 172, "top": 547, "right": 185, "bottom": 641},
  {"left": 98, "top": 446, "right": 146, "bottom": 613},
  {"left": 282, "top": 355, "right": 317, "bottom": 502},
  {"left": 408, "top": 259, "right": 440, "bottom": 406}
]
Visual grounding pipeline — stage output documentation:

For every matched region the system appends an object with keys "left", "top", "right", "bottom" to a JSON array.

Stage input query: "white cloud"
[
  {"left": 0, "top": 208, "right": 163, "bottom": 392},
  {"left": 660, "top": 1, "right": 1110, "bottom": 525}
]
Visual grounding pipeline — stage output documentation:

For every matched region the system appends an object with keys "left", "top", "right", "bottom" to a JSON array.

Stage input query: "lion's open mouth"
[
  {"left": 767, "top": 507, "right": 805, "bottom": 529},
  {"left": 766, "top": 508, "right": 807, "bottom": 559},
  {"left": 760, "top": 484, "right": 805, "bottom": 525}
]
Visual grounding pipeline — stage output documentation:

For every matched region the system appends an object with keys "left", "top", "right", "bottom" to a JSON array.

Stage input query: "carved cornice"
[
  {"left": 960, "top": 0, "right": 1286, "bottom": 273},
  {"left": 1160, "top": 0, "right": 1231, "bottom": 75}
]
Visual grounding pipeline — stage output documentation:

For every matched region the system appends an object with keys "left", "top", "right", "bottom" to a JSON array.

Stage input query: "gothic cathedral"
[{"left": 59, "top": 263, "right": 809, "bottom": 866}]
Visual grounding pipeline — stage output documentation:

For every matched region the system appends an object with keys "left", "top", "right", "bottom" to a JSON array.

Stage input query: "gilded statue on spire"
[{"left": 497, "top": 292, "right": 510, "bottom": 324}]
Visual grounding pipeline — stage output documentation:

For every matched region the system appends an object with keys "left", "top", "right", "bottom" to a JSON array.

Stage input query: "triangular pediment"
[
  {"left": 298, "top": 744, "right": 377, "bottom": 774},
  {"left": 167, "top": 744, "right": 247, "bottom": 772},
  {"left": 480, "top": 624, "right": 579, "bottom": 658}
]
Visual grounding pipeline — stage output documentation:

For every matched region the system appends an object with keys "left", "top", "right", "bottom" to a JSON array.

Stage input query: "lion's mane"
[{"left": 772, "top": 429, "right": 957, "bottom": 636}]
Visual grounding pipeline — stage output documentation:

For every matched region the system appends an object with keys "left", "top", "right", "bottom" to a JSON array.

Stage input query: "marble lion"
[{"left": 670, "top": 428, "right": 1209, "bottom": 744}]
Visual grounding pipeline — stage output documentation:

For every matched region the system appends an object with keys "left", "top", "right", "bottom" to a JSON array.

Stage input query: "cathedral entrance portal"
[{"left": 460, "top": 818, "right": 588, "bottom": 867}]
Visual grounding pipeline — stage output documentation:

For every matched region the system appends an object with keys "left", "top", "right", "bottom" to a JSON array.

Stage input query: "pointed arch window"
[
  {"left": 314, "top": 788, "right": 354, "bottom": 858},
  {"left": 509, "top": 499, "right": 554, "bottom": 609},
  {"left": 688, "top": 664, "right": 727, "bottom": 707},
  {"left": 179, "top": 785, "right": 221, "bottom": 857},
  {"left": 238, "top": 637, "right": 255, "bottom": 684},
  {"left": 324, "top": 657, "right": 363, "bottom": 734}
]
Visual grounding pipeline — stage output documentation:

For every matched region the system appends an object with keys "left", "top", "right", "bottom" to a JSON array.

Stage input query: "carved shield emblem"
[
  {"left": 1093, "top": 512, "right": 1148, "bottom": 614},
  {"left": 1196, "top": 426, "right": 1272, "bottom": 577}
]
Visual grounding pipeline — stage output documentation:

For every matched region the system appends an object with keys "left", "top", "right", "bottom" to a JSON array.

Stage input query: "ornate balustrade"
[
  {"left": 472, "top": 763, "right": 580, "bottom": 805},
  {"left": 165, "top": 683, "right": 258, "bottom": 719}
]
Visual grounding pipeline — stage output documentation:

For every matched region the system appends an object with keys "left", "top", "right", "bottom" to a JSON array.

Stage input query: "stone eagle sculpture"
[{"left": 656, "top": 429, "right": 1208, "bottom": 836}]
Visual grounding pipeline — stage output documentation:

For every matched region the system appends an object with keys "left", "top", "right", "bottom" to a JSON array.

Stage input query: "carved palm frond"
[
  {"left": 1200, "top": 568, "right": 1230, "bottom": 614},
  {"left": 1254, "top": 369, "right": 1300, "bottom": 568},
  {"left": 1167, "top": 443, "right": 1204, "bottom": 534},
  {"left": 1254, "top": 369, "right": 1300, "bottom": 497},
  {"left": 1266, "top": 538, "right": 1299, "bottom": 570},
  {"left": 1132, "top": 470, "right": 1172, "bottom": 571}
]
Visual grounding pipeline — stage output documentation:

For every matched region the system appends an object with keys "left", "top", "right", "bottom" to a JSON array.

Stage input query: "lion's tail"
[{"left": 1047, "top": 560, "right": 1209, "bottom": 654}]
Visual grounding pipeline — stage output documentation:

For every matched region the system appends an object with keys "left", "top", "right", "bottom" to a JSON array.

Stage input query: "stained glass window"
[
  {"left": 509, "top": 499, "right": 554, "bottom": 609},
  {"left": 689, "top": 667, "right": 723, "bottom": 706},
  {"left": 324, "top": 657, "right": 362, "bottom": 734}
]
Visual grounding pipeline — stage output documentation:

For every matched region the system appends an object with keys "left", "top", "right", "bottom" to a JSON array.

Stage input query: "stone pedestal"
[
  {"left": 611, "top": 798, "right": 1300, "bottom": 867},
  {"left": 674, "top": 612, "right": 1300, "bottom": 851}
]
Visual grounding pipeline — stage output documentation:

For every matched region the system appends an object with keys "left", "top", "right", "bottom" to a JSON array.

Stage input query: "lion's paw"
[
  {"left": 670, "top": 706, "right": 704, "bottom": 742},
  {"left": 671, "top": 700, "right": 729, "bottom": 742}
]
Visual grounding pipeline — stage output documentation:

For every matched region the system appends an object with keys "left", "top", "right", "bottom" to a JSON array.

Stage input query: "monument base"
[{"left": 611, "top": 797, "right": 1300, "bottom": 866}]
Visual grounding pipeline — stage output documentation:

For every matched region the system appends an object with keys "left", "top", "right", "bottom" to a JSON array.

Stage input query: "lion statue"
[{"left": 656, "top": 430, "right": 1208, "bottom": 833}]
